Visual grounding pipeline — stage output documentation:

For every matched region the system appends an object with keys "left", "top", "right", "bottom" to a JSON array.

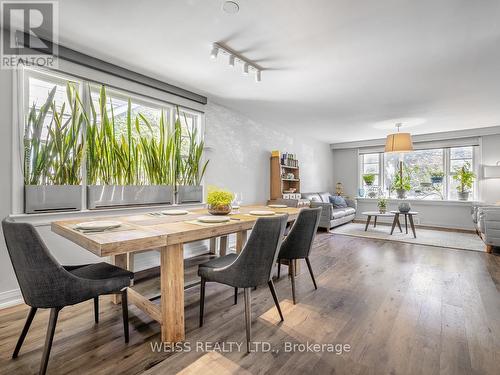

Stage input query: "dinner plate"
[
  {"left": 198, "top": 216, "right": 231, "bottom": 223},
  {"left": 249, "top": 210, "right": 276, "bottom": 216},
  {"left": 161, "top": 209, "right": 189, "bottom": 215},
  {"left": 268, "top": 204, "right": 287, "bottom": 208},
  {"left": 75, "top": 221, "right": 122, "bottom": 230}
]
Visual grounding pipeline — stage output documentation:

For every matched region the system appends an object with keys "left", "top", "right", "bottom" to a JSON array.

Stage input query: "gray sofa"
[
  {"left": 302, "top": 192, "right": 356, "bottom": 230},
  {"left": 472, "top": 203, "right": 500, "bottom": 253}
]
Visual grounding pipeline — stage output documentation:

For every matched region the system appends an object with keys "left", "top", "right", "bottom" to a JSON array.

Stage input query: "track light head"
[
  {"left": 210, "top": 44, "right": 219, "bottom": 59},
  {"left": 255, "top": 70, "right": 261, "bottom": 82},
  {"left": 229, "top": 55, "right": 235, "bottom": 67},
  {"left": 243, "top": 62, "right": 249, "bottom": 74}
]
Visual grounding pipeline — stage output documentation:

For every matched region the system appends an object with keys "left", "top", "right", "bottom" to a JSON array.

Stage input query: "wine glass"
[{"left": 233, "top": 192, "right": 243, "bottom": 212}]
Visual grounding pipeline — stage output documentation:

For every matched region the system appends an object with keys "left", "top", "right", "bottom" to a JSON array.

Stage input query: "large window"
[
  {"left": 359, "top": 146, "right": 477, "bottom": 201},
  {"left": 20, "top": 67, "right": 204, "bottom": 211}
]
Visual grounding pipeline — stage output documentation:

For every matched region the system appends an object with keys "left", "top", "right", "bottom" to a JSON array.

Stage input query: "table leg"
[
  {"left": 404, "top": 214, "right": 408, "bottom": 234},
  {"left": 374, "top": 216, "right": 378, "bottom": 228},
  {"left": 390, "top": 214, "right": 399, "bottom": 235},
  {"left": 236, "top": 230, "right": 248, "bottom": 254},
  {"left": 160, "top": 243, "right": 185, "bottom": 343},
  {"left": 219, "top": 236, "right": 228, "bottom": 256},
  {"left": 209, "top": 238, "right": 217, "bottom": 255},
  {"left": 397, "top": 217, "right": 402, "bottom": 232},
  {"left": 408, "top": 215, "right": 417, "bottom": 238},
  {"left": 365, "top": 216, "right": 372, "bottom": 231},
  {"left": 111, "top": 253, "right": 132, "bottom": 304}
]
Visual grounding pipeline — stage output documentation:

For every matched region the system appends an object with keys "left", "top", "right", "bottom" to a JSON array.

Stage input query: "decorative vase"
[
  {"left": 379, "top": 207, "right": 386, "bottom": 214},
  {"left": 457, "top": 191, "right": 470, "bottom": 201},
  {"left": 358, "top": 188, "right": 365, "bottom": 198},
  {"left": 398, "top": 201, "right": 411, "bottom": 213},
  {"left": 396, "top": 189, "right": 407, "bottom": 199},
  {"left": 207, "top": 204, "right": 232, "bottom": 215}
]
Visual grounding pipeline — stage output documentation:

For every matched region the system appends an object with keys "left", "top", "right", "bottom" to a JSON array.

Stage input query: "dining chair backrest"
[
  {"left": 2, "top": 219, "right": 72, "bottom": 308},
  {"left": 225, "top": 214, "right": 288, "bottom": 288},
  {"left": 278, "top": 207, "right": 322, "bottom": 259}
]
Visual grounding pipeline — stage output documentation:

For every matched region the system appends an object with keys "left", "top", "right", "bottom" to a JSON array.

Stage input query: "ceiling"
[{"left": 49, "top": 0, "right": 500, "bottom": 143}]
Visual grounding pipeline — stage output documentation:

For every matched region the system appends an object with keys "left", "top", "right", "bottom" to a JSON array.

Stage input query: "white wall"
[
  {"left": 480, "top": 134, "right": 500, "bottom": 204},
  {"left": 204, "top": 102, "right": 335, "bottom": 202},
  {"left": 0, "top": 68, "right": 335, "bottom": 307}
]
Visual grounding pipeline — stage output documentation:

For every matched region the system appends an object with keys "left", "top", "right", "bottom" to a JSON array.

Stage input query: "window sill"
[
  {"left": 9, "top": 202, "right": 207, "bottom": 227},
  {"left": 356, "top": 197, "right": 476, "bottom": 206}
]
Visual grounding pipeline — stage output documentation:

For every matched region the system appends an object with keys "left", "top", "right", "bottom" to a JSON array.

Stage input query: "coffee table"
[
  {"left": 390, "top": 211, "right": 418, "bottom": 238},
  {"left": 361, "top": 211, "right": 400, "bottom": 232}
]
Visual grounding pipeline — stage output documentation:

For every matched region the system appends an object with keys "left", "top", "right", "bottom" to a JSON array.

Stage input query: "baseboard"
[{"left": 0, "top": 289, "right": 23, "bottom": 310}]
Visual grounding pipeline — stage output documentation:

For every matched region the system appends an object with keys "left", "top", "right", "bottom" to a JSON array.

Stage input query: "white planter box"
[
  {"left": 25, "top": 185, "right": 82, "bottom": 214},
  {"left": 87, "top": 185, "right": 173, "bottom": 209}
]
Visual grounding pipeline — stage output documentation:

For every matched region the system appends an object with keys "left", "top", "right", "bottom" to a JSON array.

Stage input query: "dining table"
[{"left": 51, "top": 204, "right": 300, "bottom": 343}]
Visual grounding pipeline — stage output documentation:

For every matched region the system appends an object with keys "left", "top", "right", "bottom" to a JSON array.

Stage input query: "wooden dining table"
[{"left": 51, "top": 205, "right": 300, "bottom": 343}]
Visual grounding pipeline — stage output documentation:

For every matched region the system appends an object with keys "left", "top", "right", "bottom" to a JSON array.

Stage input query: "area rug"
[{"left": 330, "top": 222, "right": 485, "bottom": 252}]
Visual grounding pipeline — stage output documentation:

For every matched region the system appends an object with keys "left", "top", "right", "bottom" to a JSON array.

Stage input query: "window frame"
[
  {"left": 358, "top": 146, "right": 479, "bottom": 201},
  {"left": 13, "top": 65, "right": 205, "bottom": 214}
]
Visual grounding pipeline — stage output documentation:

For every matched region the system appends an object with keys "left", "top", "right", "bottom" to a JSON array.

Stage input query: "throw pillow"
[{"left": 329, "top": 195, "right": 348, "bottom": 208}]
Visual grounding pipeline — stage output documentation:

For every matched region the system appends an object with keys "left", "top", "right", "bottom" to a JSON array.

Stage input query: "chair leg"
[
  {"left": 121, "top": 289, "right": 129, "bottom": 343},
  {"left": 234, "top": 287, "right": 238, "bottom": 305},
  {"left": 94, "top": 297, "right": 99, "bottom": 324},
  {"left": 290, "top": 260, "right": 297, "bottom": 304},
  {"left": 305, "top": 257, "right": 318, "bottom": 290},
  {"left": 199, "top": 278, "right": 206, "bottom": 327},
  {"left": 12, "top": 306, "right": 37, "bottom": 359},
  {"left": 268, "top": 280, "right": 284, "bottom": 321},
  {"left": 244, "top": 288, "right": 252, "bottom": 353},
  {"left": 39, "top": 307, "right": 61, "bottom": 375},
  {"left": 277, "top": 259, "right": 281, "bottom": 278}
]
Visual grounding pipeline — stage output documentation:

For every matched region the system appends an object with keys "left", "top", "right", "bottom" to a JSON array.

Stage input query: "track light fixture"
[
  {"left": 210, "top": 44, "right": 219, "bottom": 59},
  {"left": 210, "top": 42, "right": 262, "bottom": 82}
]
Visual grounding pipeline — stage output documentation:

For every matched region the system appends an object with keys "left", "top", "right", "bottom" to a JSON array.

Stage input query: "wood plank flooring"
[{"left": 0, "top": 233, "right": 498, "bottom": 375}]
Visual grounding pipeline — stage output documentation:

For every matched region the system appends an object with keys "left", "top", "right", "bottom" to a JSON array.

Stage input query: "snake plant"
[{"left": 24, "top": 83, "right": 85, "bottom": 185}]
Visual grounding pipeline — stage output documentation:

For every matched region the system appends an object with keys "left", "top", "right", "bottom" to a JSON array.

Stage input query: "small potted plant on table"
[
  {"left": 453, "top": 162, "right": 475, "bottom": 201},
  {"left": 207, "top": 187, "right": 234, "bottom": 215},
  {"left": 377, "top": 197, "right": 387, "bottom": 213}
]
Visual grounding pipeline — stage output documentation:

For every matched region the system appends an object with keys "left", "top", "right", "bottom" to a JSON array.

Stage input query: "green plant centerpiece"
[
  {"left": 363, "top": 174, "right": 375, "bottom": 186},
  {"left": 391, "top": 165, "right": 412, "bottom": 199},
  {"left": 206, "top": 186, "right": 234, "bottom": 215},
  {"left": 453, "top": 162, "right": 475, "bottom": 201},
  {"left": 377, "top": 197, "right": 387, "bottom": 213}
]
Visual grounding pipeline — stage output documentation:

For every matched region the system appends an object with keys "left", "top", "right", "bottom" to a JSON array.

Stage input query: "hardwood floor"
[{"left": 0, "top": 233, "right": 499, "bottom": 375}]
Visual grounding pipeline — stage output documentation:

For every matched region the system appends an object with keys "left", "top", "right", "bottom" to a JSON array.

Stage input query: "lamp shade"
[{"left": 385, "top": 132, "right": 413, "bottom": 153}]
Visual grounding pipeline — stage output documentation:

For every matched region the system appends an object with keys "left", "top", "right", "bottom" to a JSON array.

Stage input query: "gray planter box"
[
  {"left": 87, "top": 185, "right": 173, "bottom": 209},
  {"left": 25, "top": 185, "right": 82, "bottom": 214},
  {"left": 176, "top": 185, "right": 203, "bottom": 204}
]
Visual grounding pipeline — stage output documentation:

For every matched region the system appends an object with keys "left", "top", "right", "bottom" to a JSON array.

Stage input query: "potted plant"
[
  {"left": 86, "top": 86, "right": 173, "bottom": 209},
  {"left": 24, "top": 84, "right": 85, "bottom": 213},
  {"left": 206, "top": 187, "right": 233, "bottom": 215},
  {"left": 430, "top": 170, "right": 444, "bottom": 184},
  {"left": 377, "top": 197, "right": 387, "bottom": 213},
  {"left": 391, "top": 167, "right": 411, "bottom": 199},
  {"left": 362, "top": 174, "right": 375, "bottom": 186},
  {"left": 453, "top": 162, "right": 475, "bottom": 201},
  {"left": 175, "top": 109, "right": 209, "bottom": 204}
]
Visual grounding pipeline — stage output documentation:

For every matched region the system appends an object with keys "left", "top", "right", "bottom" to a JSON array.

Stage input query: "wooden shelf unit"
[{"left": 270, "top": 153, "right": 301, "bottom": 200}]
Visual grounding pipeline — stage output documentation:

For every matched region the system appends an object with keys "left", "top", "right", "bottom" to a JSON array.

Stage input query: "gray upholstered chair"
[
  {"left": 277, "top": 207, "right": 321, "bottom": 304},
  {"left": 2, "top": 219, "right": 134, "bottom": 375},
  {"left": 198, "top": 215, "right": 288, "bottom": 352}
]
